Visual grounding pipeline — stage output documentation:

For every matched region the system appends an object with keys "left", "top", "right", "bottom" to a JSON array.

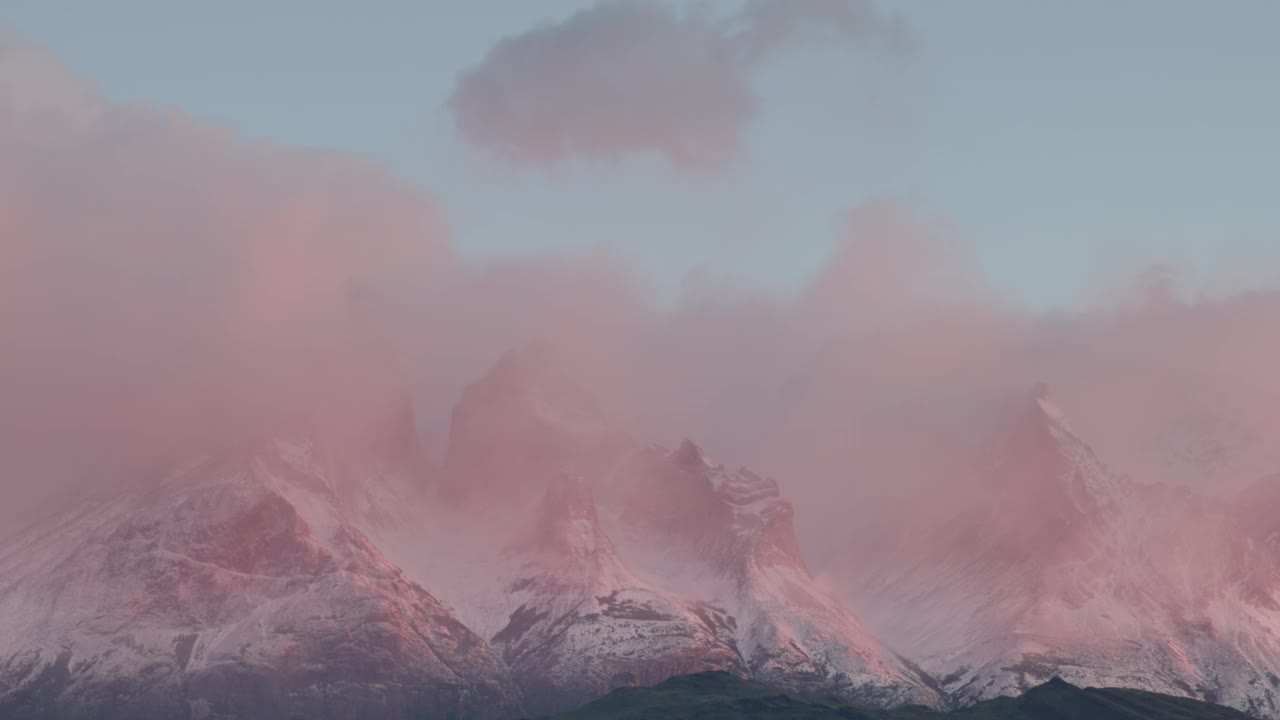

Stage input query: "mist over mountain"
[
  {"left": 3, "top": 4, "right": 1280, "bottom": 719},
  {"left": 5, "top": 348, "right": 1280, "bottom": 718}
]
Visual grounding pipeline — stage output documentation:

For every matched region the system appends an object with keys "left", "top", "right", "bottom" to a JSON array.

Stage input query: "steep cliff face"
[
  {"left": 0, "top": 434, "right": 521, "bottom": 720},
  {"left": 603, "top": 440, "right": 942, "bottom": 708},
  {"left": 480, "top": 474, "right": 747, "bottom": 715}
]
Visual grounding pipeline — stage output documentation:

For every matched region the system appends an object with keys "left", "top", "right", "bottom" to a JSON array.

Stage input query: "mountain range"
[{"left": 2, "top": 347, "right": 1279, "bottom": 719}]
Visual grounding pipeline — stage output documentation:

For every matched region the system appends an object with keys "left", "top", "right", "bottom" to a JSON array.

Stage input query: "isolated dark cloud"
[{"left": 448, "top": 0, "right": 911, "bottom": 171}]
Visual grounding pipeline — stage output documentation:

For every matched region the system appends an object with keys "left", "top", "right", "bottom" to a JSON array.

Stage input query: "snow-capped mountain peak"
[{"left": 0, "top": 430, "right": 521, "bottom": 720}]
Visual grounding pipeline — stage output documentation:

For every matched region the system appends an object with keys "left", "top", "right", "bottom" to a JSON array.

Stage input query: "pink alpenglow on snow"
[{"left": 1, "top": 5, "right": 1280, "bottom": 719}]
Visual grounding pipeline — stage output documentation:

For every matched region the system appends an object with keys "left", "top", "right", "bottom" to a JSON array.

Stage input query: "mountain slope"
[
  {"left": 0, "top": 432, "right": 521, "bottom": 720},
  {"left": 839, "top": 386, "right": 1280, "bottom": 717}
]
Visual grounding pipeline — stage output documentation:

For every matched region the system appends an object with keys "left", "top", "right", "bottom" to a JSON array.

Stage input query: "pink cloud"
[
  {"left": 0, "top": 30, "right": 450, "bottom": 523},
  {"left": 4, "top": 25, "right": 1280, "bottom": 586}
]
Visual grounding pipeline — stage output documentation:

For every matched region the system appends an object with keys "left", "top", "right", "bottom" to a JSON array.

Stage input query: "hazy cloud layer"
[
  {"left": 448, "top": 0, "right": 910, "bottom": 171},
  {"left": 0, "top": 29, "right": 451, "bottom": 522},
  {"left": 3, "top": 23, "right": 1280, "bottom": 574}
]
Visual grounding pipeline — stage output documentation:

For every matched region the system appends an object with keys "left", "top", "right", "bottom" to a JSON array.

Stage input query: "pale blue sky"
[{"left": 4, "top": 0, "right": 1277, "bottom": 307}]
